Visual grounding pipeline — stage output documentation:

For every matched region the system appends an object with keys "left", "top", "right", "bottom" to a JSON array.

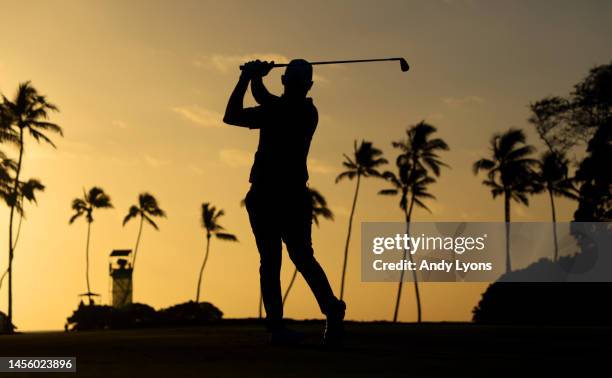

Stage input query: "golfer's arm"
[
  {"left": 223, "top": 75, "right": 251, "bottom": 127},
  {"left": 251, "top": 77, "right": 277, "bottom": 105}
]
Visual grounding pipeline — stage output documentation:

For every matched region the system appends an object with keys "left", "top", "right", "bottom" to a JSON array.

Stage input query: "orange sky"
[{"left": 0, "top": 0, "right": 610, "bottom": 330}]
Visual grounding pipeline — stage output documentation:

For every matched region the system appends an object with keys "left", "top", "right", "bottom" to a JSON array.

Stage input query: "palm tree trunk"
[
  {"left": 131, "top": 216, "right": 145, "bottom": 270},
  {"left": 340, "top": 174, "right": 361, "bottom": 300},
  {"left": 0, "top": 214, "right": 24, "bottom": 292},
  {"left": 7, "top": 128, "right": 24, "bottom": 333},
  {"left": 195, "top": 234, "right": 211, "bottom": 303},
  {"left": 504, "top": 192, "right": 511, "bottom": 273},
  {"left": 85, "top": 221, "right": 92, "bottom": 304},
  {"left": 12, "top": 213, "right": 23, "bottom": 251},
  {"left": 548, "top": 189, "right": 559, "bottom": 262},
  {"left": 282, "top": 268, "right": 299, "bottom": 306},
  {"left": 393, "top": 195, "right": 421, "bottom": 323}
]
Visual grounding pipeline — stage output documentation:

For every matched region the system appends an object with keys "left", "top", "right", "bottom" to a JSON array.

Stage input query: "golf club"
[{"left": 240, "top": 57, "right": 409, "bottom": 73}]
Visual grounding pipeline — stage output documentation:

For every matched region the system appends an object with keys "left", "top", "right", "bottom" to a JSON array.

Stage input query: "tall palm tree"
[
  {"left": 336, "top": 140, "right": 387, "bottom": 300},
  {"left": 380, "top": 165, "right": 437, "bottom": 323},
  {"left": 534, "top": 151, "right": 578, "bottom": 261},
  {"left": 123, "top": 193, "right": 166, "bottom": 271},
  {"left": 473, "top": 128, "right": 538, "bottom": 273},
  {"left": 69, "top": 187, "right": 113, "bottom": 304},
  {"left": 196, "top": 203, "right": 238, "bottom": 303},
  {"left": 2, "top": 82, "right": 61, "bottom": 331},
  {"left": 381, "top": 121, "right": 449, "bottom": 323},
  {"left": 282, "top": 187, "right": 334, "bottom": 307}
]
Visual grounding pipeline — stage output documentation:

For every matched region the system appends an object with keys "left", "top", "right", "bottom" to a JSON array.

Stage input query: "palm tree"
[
  {"left": 123, "top": 193, "right": 166, "bottom": 271},
  {"left": 380, "top": 121, "right": 449, "bottom": 323},
  {"left": 2, "top": 82, "right": 62, "bottom": 331},
  {"left": 196, "top": 203, "right": 238, "bottom": 303},
  {"left": 336, "top": 140, "right": 387, "bottom": 300},
  {"left": 69, "top": 187, "right": 113, "bottom": 304},
  {"left": 380, "top": 165, "right": 437, "bottom": 323},
  {"left": 473, "top": 128, "right": 538, "bottom": 273},
  {"left": 534, "top": 151, "right": 578, "bottom": 261},
  {"left": 282, "top": 187, "right": 334, "bottom": 307}
]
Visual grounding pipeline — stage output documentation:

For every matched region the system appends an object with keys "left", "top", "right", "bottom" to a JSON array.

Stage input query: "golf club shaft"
[
  {"left": 239, "top": 58, "right": 405, "bottom": 70},
  {"left": 272, "top": 58, "right": 404, "bottom": 68}
]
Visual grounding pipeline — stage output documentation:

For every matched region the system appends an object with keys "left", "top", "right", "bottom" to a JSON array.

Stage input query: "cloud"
[
  {"left": 187, "top": 164, "right": 204, "bottom": 176},
  {"left": 143, "top": 154, "right": 171, "bottom": 169},
  {"left": 196, "top": 53, "right": 327, "bottom": 83},
  {"left": 442, "top": 96, "right": 485, "bottom": 108},
  {"left": 172, "top": 105, "right": 224, "bottom": 128},
  {"left": 219, "top": 148, "right": 253, "bottom": 168}
]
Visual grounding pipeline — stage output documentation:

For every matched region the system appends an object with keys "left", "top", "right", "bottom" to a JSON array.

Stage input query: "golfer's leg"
[
  {"left": 283, "top": 198, "right": 337, "bottom": 315},
  {"left": 246, "top": 192, "right": 284, "bottom": 330}
]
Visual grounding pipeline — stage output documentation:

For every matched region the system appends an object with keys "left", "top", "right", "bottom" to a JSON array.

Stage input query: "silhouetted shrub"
[
  {"left": 67, "top": 303, "right": 114, "bottom": 331},
  {"left": 473, "top": 282, "right": 612, "bottom": 325},
  {"left": 66, "top": 301, "right": 223, "bottom": 331},
  {"left": 158, "top": 301, "right": 223, "bottom": 326},
  {"left": 473, "top": 223, "right": 612, "bottom": 325},
  {"left": 109, "top": 303, "right": 159, "bottom": 329},
  {"left": 0, "top": 311, "right": 15, "bottom": 334}
]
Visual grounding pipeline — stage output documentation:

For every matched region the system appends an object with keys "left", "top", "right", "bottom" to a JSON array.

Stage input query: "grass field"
[{"left": 0, "top": 321, "right": 607, "bottom": 377}]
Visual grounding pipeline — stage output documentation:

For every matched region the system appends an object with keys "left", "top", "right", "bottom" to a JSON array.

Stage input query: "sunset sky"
[{"left": 1, "top": 0, "right": 610, "bottom": 331}]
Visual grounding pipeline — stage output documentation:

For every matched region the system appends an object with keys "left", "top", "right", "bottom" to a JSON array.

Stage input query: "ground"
[{"left": 0, "top": 321, "right": 607, "bottom": 377}]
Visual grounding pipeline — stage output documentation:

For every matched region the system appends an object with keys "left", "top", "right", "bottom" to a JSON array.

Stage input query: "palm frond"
[
  {"left": 123, "top": 205, "right": 140, "bottom": 225},
  {"left": 379, "top": 189, "right": 399, "bottom": 196},
  {"left": 143, "top": 214, "right": 159, "bottom": 230},
  {"left": 215, "top": 232, "right": 238, "bottom": 242},
  {"left": 69, "top": 210, "right": 84, "bottom": 224}
]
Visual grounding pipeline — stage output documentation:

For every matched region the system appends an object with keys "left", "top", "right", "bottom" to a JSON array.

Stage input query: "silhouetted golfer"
[{"left": 224, "top": 59, "right": 345, "bottom": 346}]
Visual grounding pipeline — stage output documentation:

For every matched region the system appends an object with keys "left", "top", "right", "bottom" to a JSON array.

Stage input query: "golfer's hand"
[
  {"left": 241, "top": 60, "right": 274, "bottom": 79},
  {"left": 257, "top": 60, "right": 274, "bottom": 77}
]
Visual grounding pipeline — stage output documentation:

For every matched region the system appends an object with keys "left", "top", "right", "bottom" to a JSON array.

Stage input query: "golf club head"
[{"left": 399, "top": 58, "right": 410, "bottom": 72}]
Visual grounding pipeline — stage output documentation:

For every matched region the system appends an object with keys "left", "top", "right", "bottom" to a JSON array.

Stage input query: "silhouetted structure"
[{"left": 109, "top": 249, "right": 133, "bottom": 308}]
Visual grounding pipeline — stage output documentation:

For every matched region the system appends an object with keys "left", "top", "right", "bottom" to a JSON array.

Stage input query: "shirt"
[{"left": 243, "top": 96, "right": 318, "bottom": 188}]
